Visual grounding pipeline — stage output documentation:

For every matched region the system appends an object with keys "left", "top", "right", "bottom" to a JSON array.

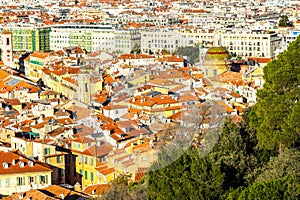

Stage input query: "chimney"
[
  {"left": 59, "top": 194, "right": 65, "bottom": 199},
  {"left": 74, "top": 182, "right": 82, "bottom": 192}
]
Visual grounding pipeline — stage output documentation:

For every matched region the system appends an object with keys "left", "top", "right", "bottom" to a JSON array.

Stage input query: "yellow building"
[
  {"left": 0, "top": 150, "right": 52, "bottom": 196},
  {"left": 10, "top": 137, "right": 68, "bottom": 185},
  {"left": 128, "top": 71, "right": 150, "bottom": 86},
  {"left": 24, "top": 52, "right": 51, "bottom": 82},
  {"left": 71, "top": 138, "right": 113, "bottom": 189},
  {"left": 244, "top": 67, "right": 265, "bottom": 88}
]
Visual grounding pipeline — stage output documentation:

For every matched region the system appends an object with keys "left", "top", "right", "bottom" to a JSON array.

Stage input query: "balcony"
[{"left": 29, "top": 60, "right": 43, "bottom": 66}]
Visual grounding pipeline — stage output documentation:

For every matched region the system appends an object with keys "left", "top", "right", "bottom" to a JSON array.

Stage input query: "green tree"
[
  {"left": 209, "top": 117, "right": 259, "bottom": 193},
  {"left": 147, "top": 149, "right": 225, "bottom": 200},
  {"left": 175, "top": 44, "right": 199, "bottom": 64},
  {"left": 100, "top": 174, "right": 131, "bottom": 200},
  {"left": 249, "top": 36, "right": 300, "bottom": 151},
  {"left": 256, "top": 148, "right": 300, "bottom": 183},
  {"left": 279, "top": 15, "right": 293, "bottom": 27},
  {"left": 227, "top": 176, "right": 300, "bottom": 200}
]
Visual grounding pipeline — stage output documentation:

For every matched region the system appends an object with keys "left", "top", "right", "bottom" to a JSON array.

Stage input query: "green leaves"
[
  {"left": 256, "top": 148, "right": 300, "bottom": 183},
  {"left": 227, "top": 176, "right": 300, "bottom": 200},
  {"left": 147, "top": 149, "right": 225, "bottom": 200},
  {"left": 175, "top": 45, "right": 199, "bottom": 64},
  {"left": 250, "top": 36, "right": 300, "bottom": 151}
]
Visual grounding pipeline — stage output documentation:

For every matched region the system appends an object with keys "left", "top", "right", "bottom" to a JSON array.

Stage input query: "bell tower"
[
  {"left": 77, "top": 71, "right": 91, "bottom": 105},
  {"left": 1, "top": 30, "right": 14, "bottom": 67}
]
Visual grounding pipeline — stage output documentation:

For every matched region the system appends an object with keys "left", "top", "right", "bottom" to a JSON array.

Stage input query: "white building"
[
  {"left": 114, "top": 29, "right": 141, "bottom": 54},
  {"left": 1, "top": 30, "right": 14, "bottom": 67},
  {"left": 50, "top": 24, "right": 115, "bottom": 53},
  {"left": 141, "top": 27, "right": 281, "bottom": 58}
]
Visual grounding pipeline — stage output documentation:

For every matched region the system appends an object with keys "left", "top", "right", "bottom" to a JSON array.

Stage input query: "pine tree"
[{"left": 250, "top": 36, "right": 300, "bottom": 151}]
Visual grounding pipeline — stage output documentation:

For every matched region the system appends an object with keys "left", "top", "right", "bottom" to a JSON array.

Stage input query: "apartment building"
[
  {"left": 219, "top": 29, "right": 281, "bottom": 58},
  {"left": 114, "top": 29, "right": 141, "bottom": 54},
  {"left": 141, "top": 28, "right": 188, "bottom": 54},
  {"left": 50, "top": 24, "right": 115, "bottom": 53},
  {"left": 141, "top": 28, "right": 281, "bottom": 58},
  {"left": 281, "top": 30, "right": 300, "bottom": 50},
  {"left": 0, "top": 26, "right": 50, "bottom": 52}
]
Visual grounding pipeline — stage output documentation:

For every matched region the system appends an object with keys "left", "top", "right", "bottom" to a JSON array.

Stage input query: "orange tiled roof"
[
  {"left": 82, "top": 143, "right": 113, "bottom": 157},
  {"left": 0, "top": 151, "right": 51, "bottom": 175},
  {"left": 84, "top": 184, "right": 110, "bottom": 195},
  {"left": 210, "top": 71, "right": 246, "bottom": 86},
  {"left": 248, "top": 57, "right": 272, "bottom": 63},
  {"left": 30, "top": 52, "right": 50, "bottom": 59},
  {"left": 0, "top": 69, "right": 10, "bottom": 81},
  {"left": 98, "top": 167, "right": 115, "bottom": 175}
]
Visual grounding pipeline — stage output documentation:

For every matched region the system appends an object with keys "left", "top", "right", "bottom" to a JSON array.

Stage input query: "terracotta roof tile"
[{"left": 0, "top": 151, "right": 51, "bottom": 175}]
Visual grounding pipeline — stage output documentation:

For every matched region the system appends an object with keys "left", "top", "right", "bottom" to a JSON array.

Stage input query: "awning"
[{"left": 28, "top": 131, "right": 39, "bottom": 137}]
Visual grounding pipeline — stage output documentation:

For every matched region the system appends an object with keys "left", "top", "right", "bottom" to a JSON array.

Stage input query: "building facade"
[
  {"left": 0, "top": 151, "right": 52, "bottom": 196},
  {"left": 0, "top": 26, "right": 50, "bottom": 52},
  {"left": 50, "top": 24, "right": 115, "bottom": 53},
  {"left": 141, "top": 28, "right": 281, "bottom": 58}
]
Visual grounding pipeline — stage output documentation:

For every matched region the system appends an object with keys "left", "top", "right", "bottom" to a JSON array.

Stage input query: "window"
[
  {"left": 85, "top": 156, "right": 88, "bottom": 164},
  {"left": 40, "top": 175, "right": 48, "bottom": 184},
  {"left": 6, "top": 178, "right": 10, "bottom": 187},
  {"left": 85, "top": 171, "right": 88, "bottom": 180},
  {"left": 29, "top": 176, "right": 34, "bottom": 184},
  {"left": 17, "top": 177, "right": 25, "bottom": 186},
  {"left": 91, "top": 172, "right": 94, "bottom": 181},
  {"left": 79, "top": 155, "right": 83, "bottom": 163},
  {"left": 6, "top": 38, "right": 9, "bottom": 45},
  {"left": 90, "top": 158, "right": 94, "bottom": 165},
  {"left": 85, "top": 83, "right": 88, "bottom": 92},
  {"left": 80, "top": 169, "right": 82, "bottom": 175},
  {"left": 213, "top": 69, "right": 217, "bottom": 76},
  {"left": 43, "top": 148, "right": 50, "bottom": 155},
  {"left": 58, "top": 168, "right": 63, "bottom": 177},
  {"left": 56, "top": 156, "right": 63, "bottom": 163}
]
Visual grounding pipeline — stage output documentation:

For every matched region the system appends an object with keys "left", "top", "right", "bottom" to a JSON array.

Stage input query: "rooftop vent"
[
  {"left": 19, "top": 162, "right": 25, "bottom": 168},
  {"left": 3, "top": 162, "right": 9, "bottom": 169},
  {"left": 28, "top": 161, "right": 34, "bottom": 167}
]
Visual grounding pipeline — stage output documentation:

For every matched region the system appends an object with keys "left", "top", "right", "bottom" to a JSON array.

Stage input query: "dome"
[{"left": 204, "top": 46, "right": 230, "bottom": 63}]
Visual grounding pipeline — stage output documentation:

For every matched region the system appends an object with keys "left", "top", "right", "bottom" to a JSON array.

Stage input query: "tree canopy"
[
  {"left": 249, "top": 36, "right": 300, "bottom": 151},
  {"left": 175, "top": 45, "right": 199, "bottom": 64},
  {"left": 279, "top": 15, "right": 293, "bottom": 27}
]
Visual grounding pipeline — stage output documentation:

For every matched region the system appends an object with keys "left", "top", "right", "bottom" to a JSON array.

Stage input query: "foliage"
[
  {"left": 249, "top": 36, "right": 300, "bottom": 151},
  {"left": 130, "top": 49, "right": 141, "bottom": 54},
  {"left": 175, "top": 44, "right": 199, "bottom": 64},
  {"left": 256, "top": 148, "right": 300, "bottom": 183},
  {"left": 100, "top": 174, "right": 131, "bottom": 200},
  {"left": 227, "top": 176, "right": 300, "bottom": 200},
  {"left": 100, "top": 174, "right": 148, "bottom": 200},
  {"left": 147, "top": 116, "right": 262, "bottom": 199},
  {"left": 279, "top": 15, "right": 293, "bottom": 27},
  {"left": 210, "top": 118, "right": 258, "bottom": 190},
  {"left": 147, "top": 149, "right": 225, "bottom": 200}
]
